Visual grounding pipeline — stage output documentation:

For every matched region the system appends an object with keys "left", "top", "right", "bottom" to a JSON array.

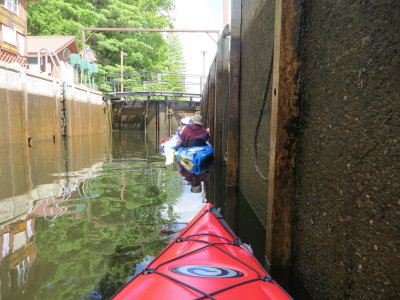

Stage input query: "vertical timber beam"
[
  {"left": 214, "top": 25, "right": 230, "bottom": 164},
  {"left": 201, "top": 79, "right": 209, "bottom": 121},
  {"left": 266, "top": 0, "right": 303, "bottom": 267},
  {"left": 226, "top": 0, "right": 241, "bottom": 187},
  {"left": 225, "top": 0, "right": 241, "bottom": 229},
  {"left": 221, "top": 28, "right": 231, "bottom": 164},
  {"left": 208, "top": 61, "right": 216, "bottom": 147},
  {"left": 214, "top": 35, "right": 223, "bottom": 164},
  {"left": 207, "top": 61, "right": 216, "bottom": 205}
]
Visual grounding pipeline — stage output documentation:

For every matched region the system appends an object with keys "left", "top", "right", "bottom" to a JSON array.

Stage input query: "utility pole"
[
  {"left": 223, "top": 0, "right": 229, "bottom": 26},
  {"left": 120, "top": 50, "right": 128, "bottom": 92},
  {"left": 201, "top": 50, "right": 207, "bottom": 90},
  {"left": 201, "top": 50, "right": 207, "bottom": 78}
]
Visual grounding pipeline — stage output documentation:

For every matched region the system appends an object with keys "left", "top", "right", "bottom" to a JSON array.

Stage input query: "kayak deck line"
[{"left": 113, "top": 204, "right": 292, "bottom": 299}]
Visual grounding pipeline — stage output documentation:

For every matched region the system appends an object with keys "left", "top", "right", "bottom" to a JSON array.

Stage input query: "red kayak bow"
[{"left": 113, "top": 203, "right": 292, "bottom": 300}]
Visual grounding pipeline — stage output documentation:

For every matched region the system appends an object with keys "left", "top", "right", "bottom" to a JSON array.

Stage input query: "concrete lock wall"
[
  {"left": 0, "top": 62, "right": 111, "bottom": 226},
  {"left": 294, "top": 1, "right": 399, "bottom": 299},
  {"left": 238, "top": 0, "right": 275, "bottom": 226},
  {"left": 113, "top": 100, "right": 200, "bottom": 135},
  {"left": 65, "top": 85, "right": 109, "bottom": 137},
  {"left": 201, "top": 1, "right": 275, "bottom": 226},
  {"left": 202, "top": 0, "right": 399, "bottom": 298},
  {"left": 0, "top": 61, "right": 109, "bottom": 148}
]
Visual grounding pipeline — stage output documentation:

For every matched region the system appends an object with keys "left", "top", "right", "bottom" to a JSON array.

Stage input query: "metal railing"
[
  {"left": 37, "top": 48, "right": 63, "bottom": 80},
  {"left": 107, "top": 71, "right": 205, "bottom": 98}
]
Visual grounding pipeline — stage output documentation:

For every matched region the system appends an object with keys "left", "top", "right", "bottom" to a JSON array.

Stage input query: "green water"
[{"left": 0, "top": 131, "right": 206, "bottom": 300}]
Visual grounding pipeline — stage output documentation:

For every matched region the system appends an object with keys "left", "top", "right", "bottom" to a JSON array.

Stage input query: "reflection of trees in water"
[{"left": 32, "top": 158, "right": 184, "bottom": 300}]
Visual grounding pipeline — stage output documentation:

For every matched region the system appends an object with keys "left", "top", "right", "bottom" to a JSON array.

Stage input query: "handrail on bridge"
[{"left": 107, "top": 71, "right": 205, "bottom": 98}]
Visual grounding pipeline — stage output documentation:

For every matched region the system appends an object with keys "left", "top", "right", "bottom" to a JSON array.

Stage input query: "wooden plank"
[
  {"left": 207, "top": 60, "right": 217, "bottom": 205},
  {"left": 266, "top": 0, "right": 303, "bottom": 267},
  {"left": 214, "top": 29, "right": 223, "bottom": 162},
  {"left": 226, "top": 0, "right": 241, "bottom": 186},
  {"left": 214, "top": 26, "right": 230, "bottom": 163},
  {"left": 207, "top": 60, "right": 216, "bottom": 147},
  {"left": 202, "top": 61, "right": 210, "bottom": 125},
  {"left": 225, "top": 185, "right": 238, "bottom": 232},
  {"left": 201, "top": 79, "right": 208, "bottom": 120},
  {"left": 221, "top": 27, "right": 231, "bottom": 165}
]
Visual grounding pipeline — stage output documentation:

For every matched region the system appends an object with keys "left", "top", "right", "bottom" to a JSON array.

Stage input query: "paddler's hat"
[
  {"left": 181, "top": 117, "right": 192, "bottom": 125},
  {"left": 192, "top": 115, "right": 203, "bottom": 126}
]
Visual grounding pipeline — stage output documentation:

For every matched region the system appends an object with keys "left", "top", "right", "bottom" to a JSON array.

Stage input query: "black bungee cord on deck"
[{"left": 136, "top": 207, "right": 277, "bottom": 300}]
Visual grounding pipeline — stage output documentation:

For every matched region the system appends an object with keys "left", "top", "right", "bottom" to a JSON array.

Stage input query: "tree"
[
  {"left": 27, "top": 0, "right": 185, "bottom": 93},
  {"left": 164, "top": 33, "right": 186, "bottom": 74},
  {"left": 27, "top": 0, "right": 99, "bottom": 37}
]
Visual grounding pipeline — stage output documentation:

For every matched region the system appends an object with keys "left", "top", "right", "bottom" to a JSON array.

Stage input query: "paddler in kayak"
[
  {"left": 176, "top": 116, "right": 192, "bottom": 135},
  {"left": 164, "top": 117, "right": 193, "bottom": 165},
  {"left": 176, "top": 115, "right": 210, "bottom": 147}
]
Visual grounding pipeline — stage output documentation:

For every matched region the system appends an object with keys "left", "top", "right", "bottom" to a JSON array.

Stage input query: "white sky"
[{"left": 172, "top": 0, "right": 226, "bottom": 76}]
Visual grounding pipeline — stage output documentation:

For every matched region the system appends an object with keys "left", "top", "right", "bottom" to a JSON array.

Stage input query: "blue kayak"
[{"left": 175, "top": 144, "right": 214, "bottom": 174}]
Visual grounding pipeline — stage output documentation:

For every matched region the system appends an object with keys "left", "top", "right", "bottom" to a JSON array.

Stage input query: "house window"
[
  {"left": 2, "top": 24, "right": 17, "bottom": 46},
  {"left": 17, "top": 33, "right": 25, "bottom": 56},
  {"left": 0, "top": 0, "right": 19, "bottom": 15}
]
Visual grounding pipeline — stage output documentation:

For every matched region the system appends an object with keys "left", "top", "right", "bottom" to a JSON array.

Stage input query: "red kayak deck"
[{"left": 113, "top": 203, "right": 292, "bottom": 300}]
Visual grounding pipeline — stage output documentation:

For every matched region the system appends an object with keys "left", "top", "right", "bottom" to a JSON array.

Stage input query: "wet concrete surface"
[
  {"left": 294, "top": 1, "right": 400, "bottom": 298},
  {"left": 238, "top": 0, "right": 275, "bottom": 226}
]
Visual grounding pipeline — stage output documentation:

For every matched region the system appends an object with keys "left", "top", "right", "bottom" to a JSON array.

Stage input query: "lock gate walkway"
[{"left": 107, "top": 71, "right": 204, "bottom": 100}]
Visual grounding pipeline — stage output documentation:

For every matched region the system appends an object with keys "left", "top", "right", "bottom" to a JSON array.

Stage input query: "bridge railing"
[{"left": 107, "top": 71, "right": 205, "bottom": 97}]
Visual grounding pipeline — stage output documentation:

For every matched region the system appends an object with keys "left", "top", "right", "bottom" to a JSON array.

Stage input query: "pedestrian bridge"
[{"left": 107, "top": 71, "right": 205, "bottom": 100}]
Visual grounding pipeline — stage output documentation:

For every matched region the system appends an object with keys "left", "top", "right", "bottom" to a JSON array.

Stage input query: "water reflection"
[
  {"left": 176, "top": 162, "right": 210, "bottom": 196},
  {"left": 0, "top": 131, "right": 205, "bottom": 300}
]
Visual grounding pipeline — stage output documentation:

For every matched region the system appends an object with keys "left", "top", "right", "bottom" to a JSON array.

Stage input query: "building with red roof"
[{"left": 26, "top": 35, "right": 80, "bottom": 80}]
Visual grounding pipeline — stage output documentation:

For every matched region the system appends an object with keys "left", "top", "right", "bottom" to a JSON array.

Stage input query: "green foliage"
[
  {"left": 27, "top": 0, "right": 99, "bottom": 37},
  {"left": 165, "top": 33, "right": 186, "bottom": 74},
  {"left": 27, "top": 0, "right": 185, "bottom": 93}
]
